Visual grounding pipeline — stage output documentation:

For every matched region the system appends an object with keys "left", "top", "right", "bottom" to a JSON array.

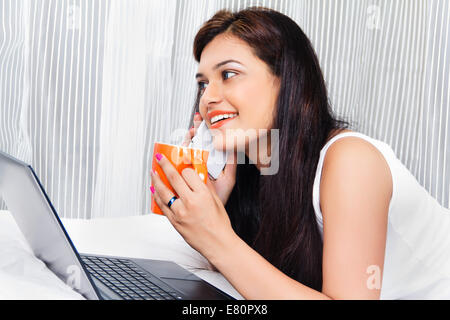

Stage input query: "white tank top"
[{"left": 312, "top": 132, "right": 450, "bottom": 299}]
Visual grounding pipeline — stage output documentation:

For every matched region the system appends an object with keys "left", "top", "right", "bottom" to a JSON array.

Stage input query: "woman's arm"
[
  {"left": 209, "top": 232, "right": 331, "bottom": 299},
  {"left": 320, "top": 137, "right": 392, "bottom": 299},
  {"left": 207, "top": 137, "right": 392, "bottom": 300}
]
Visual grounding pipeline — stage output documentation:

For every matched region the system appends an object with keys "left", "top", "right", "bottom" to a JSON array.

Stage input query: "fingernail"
[
  {"left": 195, "top": 112, "right": 200, "bottom": 116},
  {"left": 150, "top": 186, "right": 155, "bottom": 194},
  {"left": 155, "top": 153, "right": 162, "bottom": 161}
]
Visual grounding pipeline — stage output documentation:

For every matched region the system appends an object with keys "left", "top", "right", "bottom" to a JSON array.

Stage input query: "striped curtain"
[{"left": 0, "top": 0, "right": 449, "bottom": 219}]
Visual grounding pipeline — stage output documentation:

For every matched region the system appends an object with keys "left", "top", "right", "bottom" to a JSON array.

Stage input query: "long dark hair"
[{"left": 189, "top": 7, "right": 351, "bottom": 291}]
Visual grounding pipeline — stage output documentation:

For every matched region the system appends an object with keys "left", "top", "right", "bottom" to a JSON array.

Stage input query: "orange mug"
[{"left": 151, "top": 142, "right": 209, "bottom": 215}]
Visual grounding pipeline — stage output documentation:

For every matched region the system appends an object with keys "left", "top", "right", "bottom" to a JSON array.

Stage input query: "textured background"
[{"left": 0, "top": 0, "right": 448, "bottom": 218}]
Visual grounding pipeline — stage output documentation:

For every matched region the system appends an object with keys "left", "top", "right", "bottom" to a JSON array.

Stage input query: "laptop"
[{"left": 0, "top": 150, "right": 234, "bottom": 300}]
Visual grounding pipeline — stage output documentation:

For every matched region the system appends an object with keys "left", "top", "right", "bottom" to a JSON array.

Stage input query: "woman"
[{"left": 151, "top": 7, "right": 450, "bottom": 299}]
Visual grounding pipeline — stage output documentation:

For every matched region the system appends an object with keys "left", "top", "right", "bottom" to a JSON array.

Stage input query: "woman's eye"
[
  {"left": 223, "top": 71, "right": 237, "bottom": 80},
  {"left": 197, "top": 81, "right": 208, "bottom": 93}
]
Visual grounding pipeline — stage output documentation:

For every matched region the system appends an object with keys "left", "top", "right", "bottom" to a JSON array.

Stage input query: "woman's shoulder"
[
  {"left": 320, "top": 128, "right": 393, "bottom": 217},
  {"left": 322, "top": 129, "right": 391, "bottom": 177},
  {"left": 323, "top": 129, "right": 386, "bottom": 165}
]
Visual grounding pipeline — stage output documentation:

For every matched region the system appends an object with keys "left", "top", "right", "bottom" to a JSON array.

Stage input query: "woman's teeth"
[{"left": 211, "top": 113, "right": 238, "bottom": 125}]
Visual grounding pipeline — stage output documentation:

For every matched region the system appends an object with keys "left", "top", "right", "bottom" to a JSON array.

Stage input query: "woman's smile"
[{"left": 207, "top": 110, "right": 239, "bottom": 129}]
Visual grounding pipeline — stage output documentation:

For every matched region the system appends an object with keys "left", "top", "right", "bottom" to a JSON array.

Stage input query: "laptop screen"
[{"left": 0, "top": 150, "right": 99, "bottom": 300}]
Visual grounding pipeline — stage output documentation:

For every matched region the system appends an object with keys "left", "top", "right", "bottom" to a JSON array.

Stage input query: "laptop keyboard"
[{"left": 80, "top": 255, "right": 182, "bottom": 300}]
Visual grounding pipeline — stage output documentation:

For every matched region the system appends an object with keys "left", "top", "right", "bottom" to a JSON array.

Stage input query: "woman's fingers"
[
  {"left": 153, "top": 153, "right": 192, "bottom": 199},
  {"left": 181, "top": 113, "right": 202, "bottom": 147},
  {"left": 193, "top": 112, "right": 202, "bottom": 136},
  {"left": 181, "top": 112, "right": 203, "bottom": 147},
  {"left": 152, "top": 185, "right": 176, "bottom": 221},
  {"left": 181, "top": 127, "right": 194, "bottom": 147},
  {"left": 194, "top": 112, "right": 202, "bottom": 122},
  {"left": 181, "top": 125, "right": 196, "bottom": 147}
]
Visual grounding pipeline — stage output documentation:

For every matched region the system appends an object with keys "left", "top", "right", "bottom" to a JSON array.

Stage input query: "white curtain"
[{"left": 0, "top": 0, "right": 449, "bottom": 219}]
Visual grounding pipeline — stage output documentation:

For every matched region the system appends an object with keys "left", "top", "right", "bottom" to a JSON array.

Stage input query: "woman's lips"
[{"left": 210, "top": 115, "right": 237, "bottom": 129}]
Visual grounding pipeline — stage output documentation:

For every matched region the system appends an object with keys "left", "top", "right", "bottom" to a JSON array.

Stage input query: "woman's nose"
[{"left": 201, "top": 81, "right": 222, "bottom": 106}]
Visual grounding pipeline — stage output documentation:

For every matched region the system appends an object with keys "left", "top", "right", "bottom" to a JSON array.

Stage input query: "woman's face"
[{"left": 196, "top": 33, "right": 280, "bottom": 152}]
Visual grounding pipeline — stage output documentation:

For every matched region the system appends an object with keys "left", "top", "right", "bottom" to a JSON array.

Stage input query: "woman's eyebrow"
[{"left": 195, "top": 59, "right": 243, "bottom": 79}]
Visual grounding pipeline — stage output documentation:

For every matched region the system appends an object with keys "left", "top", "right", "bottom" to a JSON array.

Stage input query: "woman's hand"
[
  {"left": 207, "top": 152, "right": 237, "bottom": 206},
  {"left": 181, "top": 112, "right": 203, "bottom": 148},
  {"left": 150, "top": 153, "right": 237, "bottom": 263},
  {"left": 181, "top": 112, "right": 237, "bottom": 205}
]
